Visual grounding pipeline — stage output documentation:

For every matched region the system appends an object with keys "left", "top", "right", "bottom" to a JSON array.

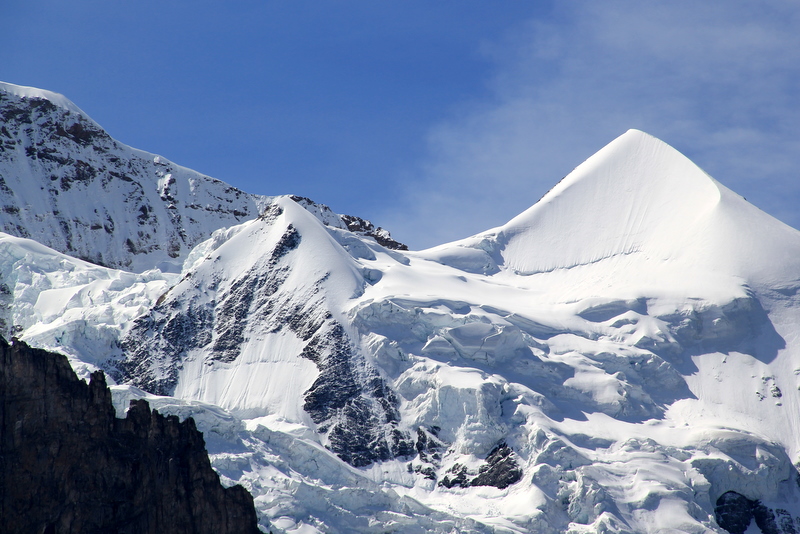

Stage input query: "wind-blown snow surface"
[{"left": 5, "top": 116, "right": 800, "bottom": 533}]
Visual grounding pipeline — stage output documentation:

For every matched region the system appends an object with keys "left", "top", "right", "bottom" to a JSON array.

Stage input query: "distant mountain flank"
[{"left": 0, "top": 82, "right": 266, "bottom": 272}]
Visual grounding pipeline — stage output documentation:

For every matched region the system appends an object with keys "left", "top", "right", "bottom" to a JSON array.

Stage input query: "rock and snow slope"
[
  {"left": 0, "top": 82, "right": 270, "bottom": 272},
  {"left": 114, "top": 199, "right": 419, "bottom": 467},
  {"left": 3, "top": 82, "right": 800, "bottom": 534}
]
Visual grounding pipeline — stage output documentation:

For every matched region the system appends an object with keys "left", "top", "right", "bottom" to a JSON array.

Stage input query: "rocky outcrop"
[
  {"left": 0, "top": 337, "right": 260, "bottom": 534},
  {"left": 301, "top": 321, "right": 415, "bottom": 467},
  {"left": 439, "top": 443, "right": 523, "bottom": 490},
  {"left": 339, "top": 213, "right": 408, "bottom": 251},
  {"left": 714, "top": 490, "right": 796, "bottom": 534},
  {"left": 289, "top": 195, "right": 408, "bottom": 250}
]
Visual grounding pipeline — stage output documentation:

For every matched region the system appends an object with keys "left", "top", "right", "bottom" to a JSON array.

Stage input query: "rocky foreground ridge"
[{"left": 0, "top": 337, "right": 260, "bottom": 534}]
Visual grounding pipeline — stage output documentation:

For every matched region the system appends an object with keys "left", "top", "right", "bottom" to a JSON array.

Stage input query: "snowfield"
[{"left": 3, "top": 82, "right": 800, "bottom": 533}]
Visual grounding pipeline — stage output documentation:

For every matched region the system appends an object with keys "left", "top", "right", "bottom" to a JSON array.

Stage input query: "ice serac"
[
  {"left": 0, "top": 231, "right": 176, "bottom": 368},
  {"left": 0, "top": 82, "right": 269, "bottom": 273}
]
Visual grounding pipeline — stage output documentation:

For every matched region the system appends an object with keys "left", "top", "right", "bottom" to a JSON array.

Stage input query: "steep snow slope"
[
  {"left": 5, "top": 96, "right": 800, "bottom": 534},
  {"left": 115, "top": 196, "right": 417, "bottom": 468},
  {"left": 423, "top": 129, "right": 800, "bottom": 288}
]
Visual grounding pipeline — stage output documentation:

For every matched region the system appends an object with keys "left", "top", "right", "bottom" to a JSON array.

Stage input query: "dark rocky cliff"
[{"left": 0, "top": 337, "right": 261, "bottom": 534}]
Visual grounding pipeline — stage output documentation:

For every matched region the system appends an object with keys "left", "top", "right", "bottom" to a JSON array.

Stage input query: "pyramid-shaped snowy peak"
[{"left": 451, "top": 129, "right": 800, "bottom": 289}]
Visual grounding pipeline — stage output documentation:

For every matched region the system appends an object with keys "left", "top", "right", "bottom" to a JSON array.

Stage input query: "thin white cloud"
[{"left": 383, "top": 1, "right": 800, "bottom": 249}]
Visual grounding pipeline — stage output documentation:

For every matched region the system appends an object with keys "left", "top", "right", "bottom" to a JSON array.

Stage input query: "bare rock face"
[
  {"left": 0, "top": 337, "right": 260, "bottom": 534},
  {"left": 438, "top": 443, "right": 523, "bottom": 490}
]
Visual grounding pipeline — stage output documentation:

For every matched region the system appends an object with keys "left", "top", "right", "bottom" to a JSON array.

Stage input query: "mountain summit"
[
  {"left": 425, "top": 129, "right": 800, "bottom": 297},
  {"left": 3, "top": 84, "right": 800, "bottom": 534},
  {"left": 495, "top": 129, "right": 800, "bottom": 281}
]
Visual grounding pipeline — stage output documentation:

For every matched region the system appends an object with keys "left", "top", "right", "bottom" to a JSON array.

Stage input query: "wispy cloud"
[{"left": 383, "top": 1, "right": 800, "bottom": 249}]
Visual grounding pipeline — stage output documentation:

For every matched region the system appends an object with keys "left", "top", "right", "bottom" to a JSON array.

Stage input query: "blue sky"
[{"left": 3, "top": 1, "right": 799, "bottom": 249}]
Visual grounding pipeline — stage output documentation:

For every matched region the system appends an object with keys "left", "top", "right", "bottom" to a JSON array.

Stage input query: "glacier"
[{"left": 2, "top": 81, "right": 800, "bottom": 533}]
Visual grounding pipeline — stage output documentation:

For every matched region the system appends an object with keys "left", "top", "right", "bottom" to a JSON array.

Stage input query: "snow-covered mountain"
[{"left": 3, "top": 82, "right": 800, "bottom": 534}]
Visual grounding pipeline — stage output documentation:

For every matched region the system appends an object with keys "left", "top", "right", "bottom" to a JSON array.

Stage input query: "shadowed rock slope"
[{"left": 0, "top": 337, "right": 261, "bottom": 534}]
